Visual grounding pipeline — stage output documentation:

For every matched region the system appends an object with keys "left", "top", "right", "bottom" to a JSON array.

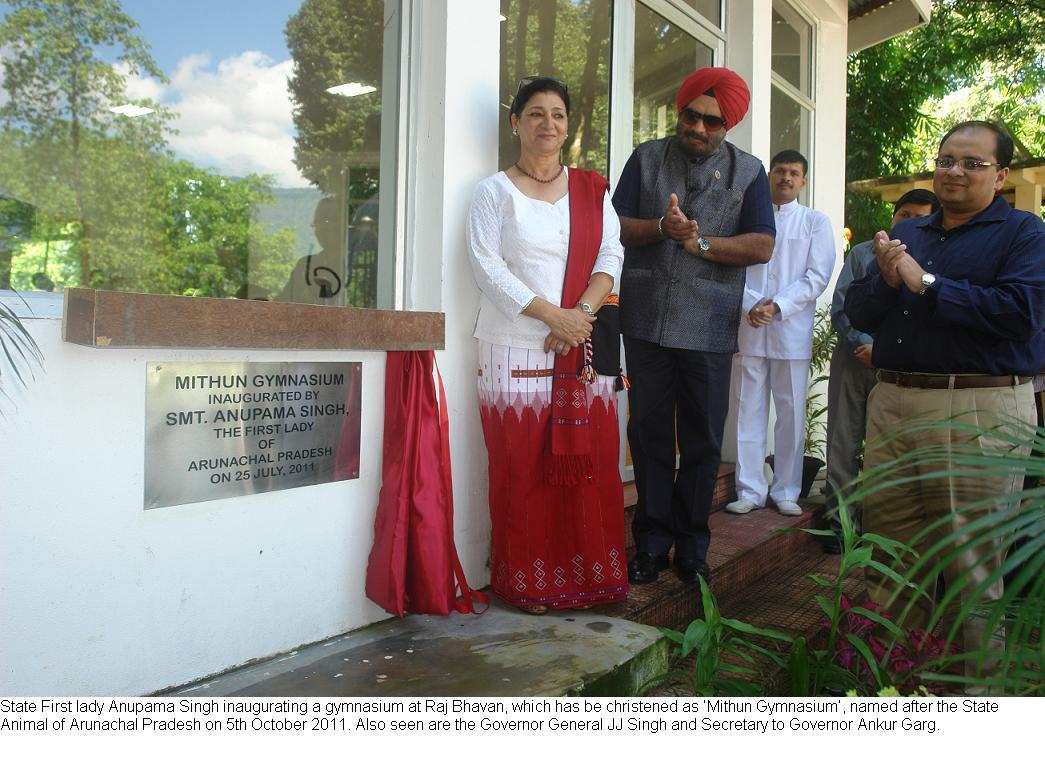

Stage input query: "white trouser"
[{"left": 732, "top": 355, "right": 810, "bottom": 505}]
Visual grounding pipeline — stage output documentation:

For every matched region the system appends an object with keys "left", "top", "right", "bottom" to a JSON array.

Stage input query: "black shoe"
[
  {"left": 675, "top": 558, "right": 711, "bottom": 584},
  {"left": 822, "top": 532, "right": 842, "bottom": 555},
  {"left": 628, "top": 553, "right": 669, "bottom": 584}
]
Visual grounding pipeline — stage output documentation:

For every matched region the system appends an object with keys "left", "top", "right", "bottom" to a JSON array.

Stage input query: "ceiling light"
[
  {"left": 109, "top": 104, "right": 154, "bottom": 117},
  {"left": 326, "top": 82, "right": 377, "bottom": 97}
]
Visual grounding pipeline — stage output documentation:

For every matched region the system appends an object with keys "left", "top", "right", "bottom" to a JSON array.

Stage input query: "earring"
[{"left": 512, "top": 129, "right": 518, "bottom": 136}]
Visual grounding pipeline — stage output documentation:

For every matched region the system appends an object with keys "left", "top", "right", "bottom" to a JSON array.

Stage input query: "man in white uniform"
[{"left": 726, "top": 150, "right": 836, "bottom": 516}]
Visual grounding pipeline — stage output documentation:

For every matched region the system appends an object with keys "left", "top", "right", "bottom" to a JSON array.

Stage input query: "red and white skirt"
[{"left": 477, "top": 341, "right": 628, "bottom": 609}]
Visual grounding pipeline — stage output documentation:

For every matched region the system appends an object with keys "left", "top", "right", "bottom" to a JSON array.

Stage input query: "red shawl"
[{"left": 546, "top": 168, "right": 610, "bottom": 485}]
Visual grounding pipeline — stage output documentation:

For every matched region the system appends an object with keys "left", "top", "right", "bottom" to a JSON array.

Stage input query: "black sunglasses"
[
  {"left": 516, "top": 76, "right": 568, "bottom": 96},
  {"left": 679, "top": 108, "right": 727, "bottom": 132}
]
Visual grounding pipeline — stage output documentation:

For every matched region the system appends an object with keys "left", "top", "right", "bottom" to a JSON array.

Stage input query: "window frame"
[
  {"left": 770, "top": 0, "right": 817, "bottom": 202},
  {"left": 0, "top": 0, "right": 437, "bottom": 350},
  {"left": 609, "top": 0, "right": 725, "bottom": 185}
]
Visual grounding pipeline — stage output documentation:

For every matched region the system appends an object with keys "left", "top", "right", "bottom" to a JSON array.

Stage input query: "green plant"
[
  {"left": 841, "top": 415, "right": 1045, "bottom": 695},
  {"left": 0, "top": 293, "right": 43, "bottom": 408},
  {"left": 804, "top": 306, "right": 837, "bottom": 459},
  {"left": 784, "top": 497, "right": 930, "bottom": 695},
  {"left": 658, "top": 576, "right": 792, "bottom": 697},
  {"left": 661, "top": 412, "right": 1043, "bottom": 697}
]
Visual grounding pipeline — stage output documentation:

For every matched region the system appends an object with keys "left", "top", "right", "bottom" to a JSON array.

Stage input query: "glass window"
[
  {"left": 0, "top": 0, "right": 402, "bottom": 309},
  {"left": 498, "top": 0, "right": 612, "bottom": 175},
  {"left": 633, "top": 3, "right": 714, "bottom": 146},
  {"left": 771, "top": 0, "right": 812, "bottom": 96},
  {"left": 770, "top": 85, "right": 810, "bottom": 162},
  {"left": 678, "top": 0, "right": 722, "bottom": 29},
  {"left": 770, "top": 0, "right": 813, "bottom": 202}
]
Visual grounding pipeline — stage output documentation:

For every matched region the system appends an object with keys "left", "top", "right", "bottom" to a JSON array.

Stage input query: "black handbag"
[{"left": 586, "top": 295, "right": 629, "bottom": 391}]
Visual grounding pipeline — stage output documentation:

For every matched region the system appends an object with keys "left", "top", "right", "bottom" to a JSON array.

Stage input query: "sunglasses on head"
[
  {"left": 516, "top": 76, "right": 568, "bottom": 96},
  {"left": 678, "top": 108, "right": 727, "bottom": 132}
]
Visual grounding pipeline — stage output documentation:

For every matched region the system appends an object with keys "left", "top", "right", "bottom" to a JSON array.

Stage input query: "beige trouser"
[{"left": 862, "top": 378, "right": 1036, "bottom": 684}]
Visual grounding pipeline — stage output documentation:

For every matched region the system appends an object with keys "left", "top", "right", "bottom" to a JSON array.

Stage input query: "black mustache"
[{"left": 682, "top": 130, "right": 708, "bottom": 142}]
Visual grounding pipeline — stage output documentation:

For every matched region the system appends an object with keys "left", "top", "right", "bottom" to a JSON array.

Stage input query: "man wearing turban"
[{"left": 612, "top": 67, "right": 776, "bottom": 585}]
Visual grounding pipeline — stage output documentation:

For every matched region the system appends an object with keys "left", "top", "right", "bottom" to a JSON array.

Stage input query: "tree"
[
  {"left": 159, "top": 162, "right": 296, "bottom": 300},
  {"left": 846, "top": 0, "right": 1045, "bottom": 239},
  {"left": 499, "top": 0, "right": 612, "bottom": 173},
  {"left": 1, "top": 0, "right": 300, "bottom": 302},
  {"left": 285, "top": 0, "right": 384, "bottom": 194},
  {"left": 908, "top": 71, "right": 1045, "bottom": 170},
  {"left": 284, "top": 0, "right": 390, "bottom": 308},
  {"left": 0, "top": 0, "right": 169, "bottom": 286}
]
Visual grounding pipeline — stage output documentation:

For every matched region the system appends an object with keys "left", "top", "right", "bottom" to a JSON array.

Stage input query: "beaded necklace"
[{"left": 514, "top": 162, "right": 564, "bottom": 184}]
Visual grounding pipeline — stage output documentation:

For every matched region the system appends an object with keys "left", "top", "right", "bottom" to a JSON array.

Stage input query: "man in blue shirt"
[
  {"left": 845, "top": 121, "right": 1043, "bottom": 679},
  {"left": 822, "top": 189, "right": 938, "bottom": 554}
]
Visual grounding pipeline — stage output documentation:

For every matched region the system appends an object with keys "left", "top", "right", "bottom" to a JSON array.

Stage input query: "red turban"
[{"left": 675, "top": 67, "right": 751, "bottom": 130}]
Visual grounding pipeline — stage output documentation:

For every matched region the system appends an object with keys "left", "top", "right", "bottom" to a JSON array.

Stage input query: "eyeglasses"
[
  {"left": 678, "top": 108, "right": 727, "bottom": 132},
  {"left": 933, "top": 157, "right": 1002, "bottom": 171},
  {"left": 515, "top": 76, "right": 568, "bottom": 96}
]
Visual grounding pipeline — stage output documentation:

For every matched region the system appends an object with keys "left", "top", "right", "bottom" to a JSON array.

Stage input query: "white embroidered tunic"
[
  {"left": 467, "top": 169, "right": 624, "bottom": 350},
  {"left": 738, "top": 199, "right": 838, "bottom": 360}
]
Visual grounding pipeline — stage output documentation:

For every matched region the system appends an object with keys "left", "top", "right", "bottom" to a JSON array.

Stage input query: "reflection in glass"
[
  {"left": 771, "top": 0, "right": 811, "bottom": 96},
  {"left": 679, "top": 0, "right": 722, "bottom": 28},
  {"left": 770, "top": 85, "right": 810, "bottom": 200},
  {"left": 633, "top": 3, "right": 714, "bottom": 147},
  {"left": 498, "top": 0, "right": 612, "bottom": 175},
  {"left": 0, "top": 0, "right": 398, "bottom": 309}
]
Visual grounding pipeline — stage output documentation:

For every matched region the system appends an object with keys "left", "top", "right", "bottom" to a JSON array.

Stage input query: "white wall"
[
  {"left": 808, "top": 0, "right": 848, "bottom": 249},
  {"left": 0, "top": 319, "right": 392, "bottom": 695}
]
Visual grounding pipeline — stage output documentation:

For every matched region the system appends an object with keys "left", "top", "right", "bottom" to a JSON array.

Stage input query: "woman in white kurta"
[{"left": 466, "top": 78, "right": 627, "bottom": 613}]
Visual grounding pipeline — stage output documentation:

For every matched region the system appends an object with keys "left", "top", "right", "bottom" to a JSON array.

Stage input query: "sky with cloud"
[
  {"left": 2, "top": 1, "right": 384, "bottom": 189},
  {"left": 117, "top": 0, "right": 309, "bottom": 188}
]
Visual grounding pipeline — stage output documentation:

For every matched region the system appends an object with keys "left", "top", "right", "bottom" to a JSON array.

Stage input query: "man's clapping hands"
[{"left": 872, "top": 231, "right": 928, "bottom": 293}]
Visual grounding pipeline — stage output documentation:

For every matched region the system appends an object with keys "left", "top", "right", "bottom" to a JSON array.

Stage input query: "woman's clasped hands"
[{"left": 543, "top": 305, "right": 596, "bottom": 356}]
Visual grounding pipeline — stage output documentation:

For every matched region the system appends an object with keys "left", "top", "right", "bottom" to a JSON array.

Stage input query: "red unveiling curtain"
[{"left": 365, "top": 350, "right": 486, "bottom": 616}]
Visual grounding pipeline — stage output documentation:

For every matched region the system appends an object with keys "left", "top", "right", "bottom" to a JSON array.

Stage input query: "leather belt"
[{"left": 877, "top": 370, "right": 1031, "bottom": 390}]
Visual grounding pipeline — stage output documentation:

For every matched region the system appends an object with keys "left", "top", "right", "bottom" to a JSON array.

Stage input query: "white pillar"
[
  {"left": 408, "top": 0, "right": 500, "bottom": 585},
  {"left": 726, "top": 0, "right": 773, "bottom": 160}
]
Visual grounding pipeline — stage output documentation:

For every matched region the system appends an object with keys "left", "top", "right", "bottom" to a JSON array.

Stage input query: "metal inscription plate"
[{"left": 145, "top": 362, "right": 362, "bottom": 509}]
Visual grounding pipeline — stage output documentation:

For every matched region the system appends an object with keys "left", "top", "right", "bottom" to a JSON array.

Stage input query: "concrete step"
[{"left": 161, "top": 603, "right": 668, "bottom": 698}]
